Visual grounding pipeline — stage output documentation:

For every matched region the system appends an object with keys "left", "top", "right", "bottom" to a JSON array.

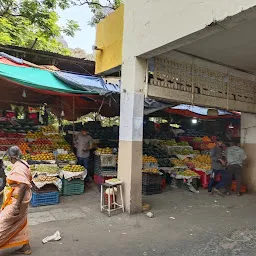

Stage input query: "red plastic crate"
[
  {"left": 231, "top": 181, "right": 247, "bottom": 193},
  {"left": 28, "top": 113, "right": 37, "bottom": 119},
  {"left": 94, "top": 174, "right": 113, "bottom": 185},
  {"left": 104, "top": 193, "right": 116, "bottom": 209},
  {"left": 193, "top": 170, "right": 221, "bottom": 189},
  {"left": 161, "top": 178, "right": 166, "bottom": 190},
  {"left": 5, "top": 111, "right": 15, "bottom": 118},
  {"left": 193, "top": 170, "right": 210, "bottom": 189}
]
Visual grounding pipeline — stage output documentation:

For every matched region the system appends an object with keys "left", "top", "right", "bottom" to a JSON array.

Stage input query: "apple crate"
[
  {"left": 31, "top": 191, "right": 59, "bottom": 207},
  {"left": 62, "top": 179, "right": 84, "bottom": 196},
  {"left": 142, "top": 173, "right": 162, "bottom": 185},
  {"left": 94, "top": 174, "right": 114, "bottom": 185}
]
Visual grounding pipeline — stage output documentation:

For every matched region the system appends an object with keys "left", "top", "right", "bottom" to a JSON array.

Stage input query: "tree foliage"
[
  {"left": 0, "top": 0, "right": 122, "bottom": 55},
  {"left": 0, "top": 0, "right": 80, "bottom": 36},
  {"left": 0, "top": 0, "right": 80, "bottom": 54},
  {"left": 82, "top": 0, "right": 123, "bottom": 26},
  {"left": 61, "top": 0, "right": 123, "bottom": 26}
]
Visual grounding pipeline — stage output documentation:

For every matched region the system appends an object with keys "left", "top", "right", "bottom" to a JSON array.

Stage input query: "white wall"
[
  {"left": 163, "top": 51, "right": 256, "bottom": 82},
  {"left": 123, "top": 0, "right": 256, "bottom": 58},
  {"left": 241, "top": 113, "right": 256, "bottom": 144}
]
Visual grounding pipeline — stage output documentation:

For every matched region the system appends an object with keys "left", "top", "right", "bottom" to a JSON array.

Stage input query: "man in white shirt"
[
  {"left": 74, "top": 128, "right": 93, "bottom": 182},
  {"left": 226, "top": 141, "right": 247, "bottom": 196}
]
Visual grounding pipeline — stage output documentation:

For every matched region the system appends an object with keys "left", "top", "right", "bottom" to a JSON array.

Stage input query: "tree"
[
  {"left": 71, "top": 0, "right": 123, "bottom": 26},
  {"left": 0, "top": 0, "right": 122, "bottom": 55},
  {"left": 71, "top": 48, "right": 95, "bottom": 60},
  {"left": 0, "top": 0, "right": 79, "bottom": 36},
  {"left": 0, "top": 0, "right": 80, "bottom": 54}
]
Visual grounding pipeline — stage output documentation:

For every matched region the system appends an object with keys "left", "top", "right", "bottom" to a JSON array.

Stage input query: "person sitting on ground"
[
  {"left": 208, "top": 139, "right": 227, "bottom": 196},
  {"left": 225, "top": 141, "right": 247, "bottom": 196}
]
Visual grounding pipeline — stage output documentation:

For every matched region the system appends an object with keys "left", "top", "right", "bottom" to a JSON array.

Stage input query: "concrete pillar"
[
  {"left": 241, "top": 113, "right": 256, "bottom": 191},
  {"left": 118, "top": 57, "right": 147, "bottom": 214},
  {"left": 117, "top": 0, "right": 147, "bottom": 214}
]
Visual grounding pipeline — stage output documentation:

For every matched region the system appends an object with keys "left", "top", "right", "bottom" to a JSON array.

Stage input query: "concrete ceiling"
[{"left": 172, "top": 18, "right": 256, "bottom": 74}]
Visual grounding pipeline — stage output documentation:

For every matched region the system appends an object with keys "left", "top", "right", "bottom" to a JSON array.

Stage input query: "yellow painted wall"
[{"left": 95, "top": 4, "right": 124, "bottom": 75}]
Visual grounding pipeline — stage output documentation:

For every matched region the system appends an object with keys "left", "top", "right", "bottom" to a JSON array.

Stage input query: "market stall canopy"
[
  {"left": 0, "top": 76, "right": 58, "bottom": 108},
  {"left": 144, "top": 98, "right": 173, "bottom": 115},
  {"left": 165, "top": 104, "right": 240, "bottom": 119},
  {"left": 54, "top": 71, "right": 120, "bottom": 95},
  {"left": 0, "top": 52, "right": 59, "bottom": 70},
  {"left": 0, "top": 76, "right": 119, "bottom": 119},
  {"left": 0, "top": 55, "right": 120, "bottom": 119},
  {"left": 0, "top": 63, "right": 97, "bottom": 95},
  {"left": 0, "top": 53, "right": 29, "bottom": 67}
]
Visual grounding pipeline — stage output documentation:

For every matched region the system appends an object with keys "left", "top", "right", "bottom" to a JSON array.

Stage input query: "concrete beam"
[{"left": 148, "top": 85, "right": 256, "bottom": 113}]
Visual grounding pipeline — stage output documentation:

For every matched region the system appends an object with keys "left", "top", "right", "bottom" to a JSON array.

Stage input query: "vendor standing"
[
  {"left": 74, "top": 127, "right": 93, "bottom": 183},
  {"left": 225, "top": 141, "right": 247, "bottom": 196}
]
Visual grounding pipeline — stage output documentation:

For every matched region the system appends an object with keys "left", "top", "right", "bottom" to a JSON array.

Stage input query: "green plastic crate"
[{"left": 62, "top": 179, "right": 85, "bottom": 196}]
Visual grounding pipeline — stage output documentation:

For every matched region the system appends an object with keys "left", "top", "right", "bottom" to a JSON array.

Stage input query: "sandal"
[
  {"left": 213, "top": 188, "right": 224, "bottom": 197},
  {"left": 14, "top": 249, "right": 32, "bottom": 255}
]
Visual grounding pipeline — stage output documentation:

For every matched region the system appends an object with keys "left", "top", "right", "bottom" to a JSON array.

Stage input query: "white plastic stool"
[{"left": 100, "top": 182, "right": 125, "bottom": 217}]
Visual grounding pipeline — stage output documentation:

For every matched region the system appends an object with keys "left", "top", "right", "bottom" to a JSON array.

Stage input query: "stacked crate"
[
  {"left": 94, "top": 154, "right": 117, "bottom": 185},
  {"left": 31, "top": 184, "right": 60, "bottom": 207},
  {"left": 142, "top": 173, "right": 162, "bottom": 195},
  {"left": 62, "top": 179, "right": 84, "bottom": 196}
]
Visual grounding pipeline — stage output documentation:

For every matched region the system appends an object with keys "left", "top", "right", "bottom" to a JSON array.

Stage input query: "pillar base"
[
  {"left": 118, "top": 140, "right": 142, "bottom": 214},
  {"left": 242, "top": 143, "right": 256, "bottom": 192},
  {"left": 241, "top": 113, "right": 256, "bottom": 192}
]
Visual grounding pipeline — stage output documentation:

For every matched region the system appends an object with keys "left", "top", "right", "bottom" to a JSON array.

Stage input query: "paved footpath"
[{"left": 1, "top": 187, "right": 256, "bottom": 256}]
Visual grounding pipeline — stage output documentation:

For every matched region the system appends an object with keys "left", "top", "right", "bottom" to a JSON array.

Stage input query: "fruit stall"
[
  {"left": 65, "top": 122, "right": 222, "bottom": 194},
  {"left": 2, "top": 123, "right": 89, "bottom": 207},
  {"left": 0, "top": 54, "right": 243, "bottom": 203},
  {"left": 141, "top": 136, "right": 217, "bottom": 193}
]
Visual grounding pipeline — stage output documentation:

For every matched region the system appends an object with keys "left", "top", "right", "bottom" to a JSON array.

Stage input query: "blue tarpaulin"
[
  {"left": 0, "top": 52, "right": 24, "bottom": 64},
  {"left": 54, "top": 71, "right": 120, "bottom": 95},
  {"left": 172, "top": 104, "right": 232, "bottom": 116}
]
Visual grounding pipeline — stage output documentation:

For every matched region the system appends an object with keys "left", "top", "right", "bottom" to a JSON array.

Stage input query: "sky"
[{"left": 57, "top": 5, "right": 96, "bottom": 54}]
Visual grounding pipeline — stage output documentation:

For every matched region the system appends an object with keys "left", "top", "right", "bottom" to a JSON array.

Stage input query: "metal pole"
[
  {"left": 73, "top": 96, "right": 75, "bottom": 142},
  {"left": 58, "top": 96, "right": 61, "bottom": 133}
]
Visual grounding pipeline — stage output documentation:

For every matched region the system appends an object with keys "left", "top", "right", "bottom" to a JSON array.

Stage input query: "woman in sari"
[{"left": 0, "top": 146, "right": 32, "bottom": 255}]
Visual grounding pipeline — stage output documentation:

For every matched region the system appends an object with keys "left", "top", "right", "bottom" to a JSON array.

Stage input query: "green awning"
[{"left": 0, "top": 63, "right": 96, "bottom": 95}]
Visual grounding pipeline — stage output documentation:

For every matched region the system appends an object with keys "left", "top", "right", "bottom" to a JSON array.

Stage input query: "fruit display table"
[
  {"left": 173, "top": 169, "right": 200, "bottom": 180},
  {"left": 61, "top": 165, "right": 87, "bottom": 180},
  {"left": 57, "top": 153, "right": 77, "bottom": 167},
  {"left": 1, "top": 124, "right": 92, "bottom": 207}
]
